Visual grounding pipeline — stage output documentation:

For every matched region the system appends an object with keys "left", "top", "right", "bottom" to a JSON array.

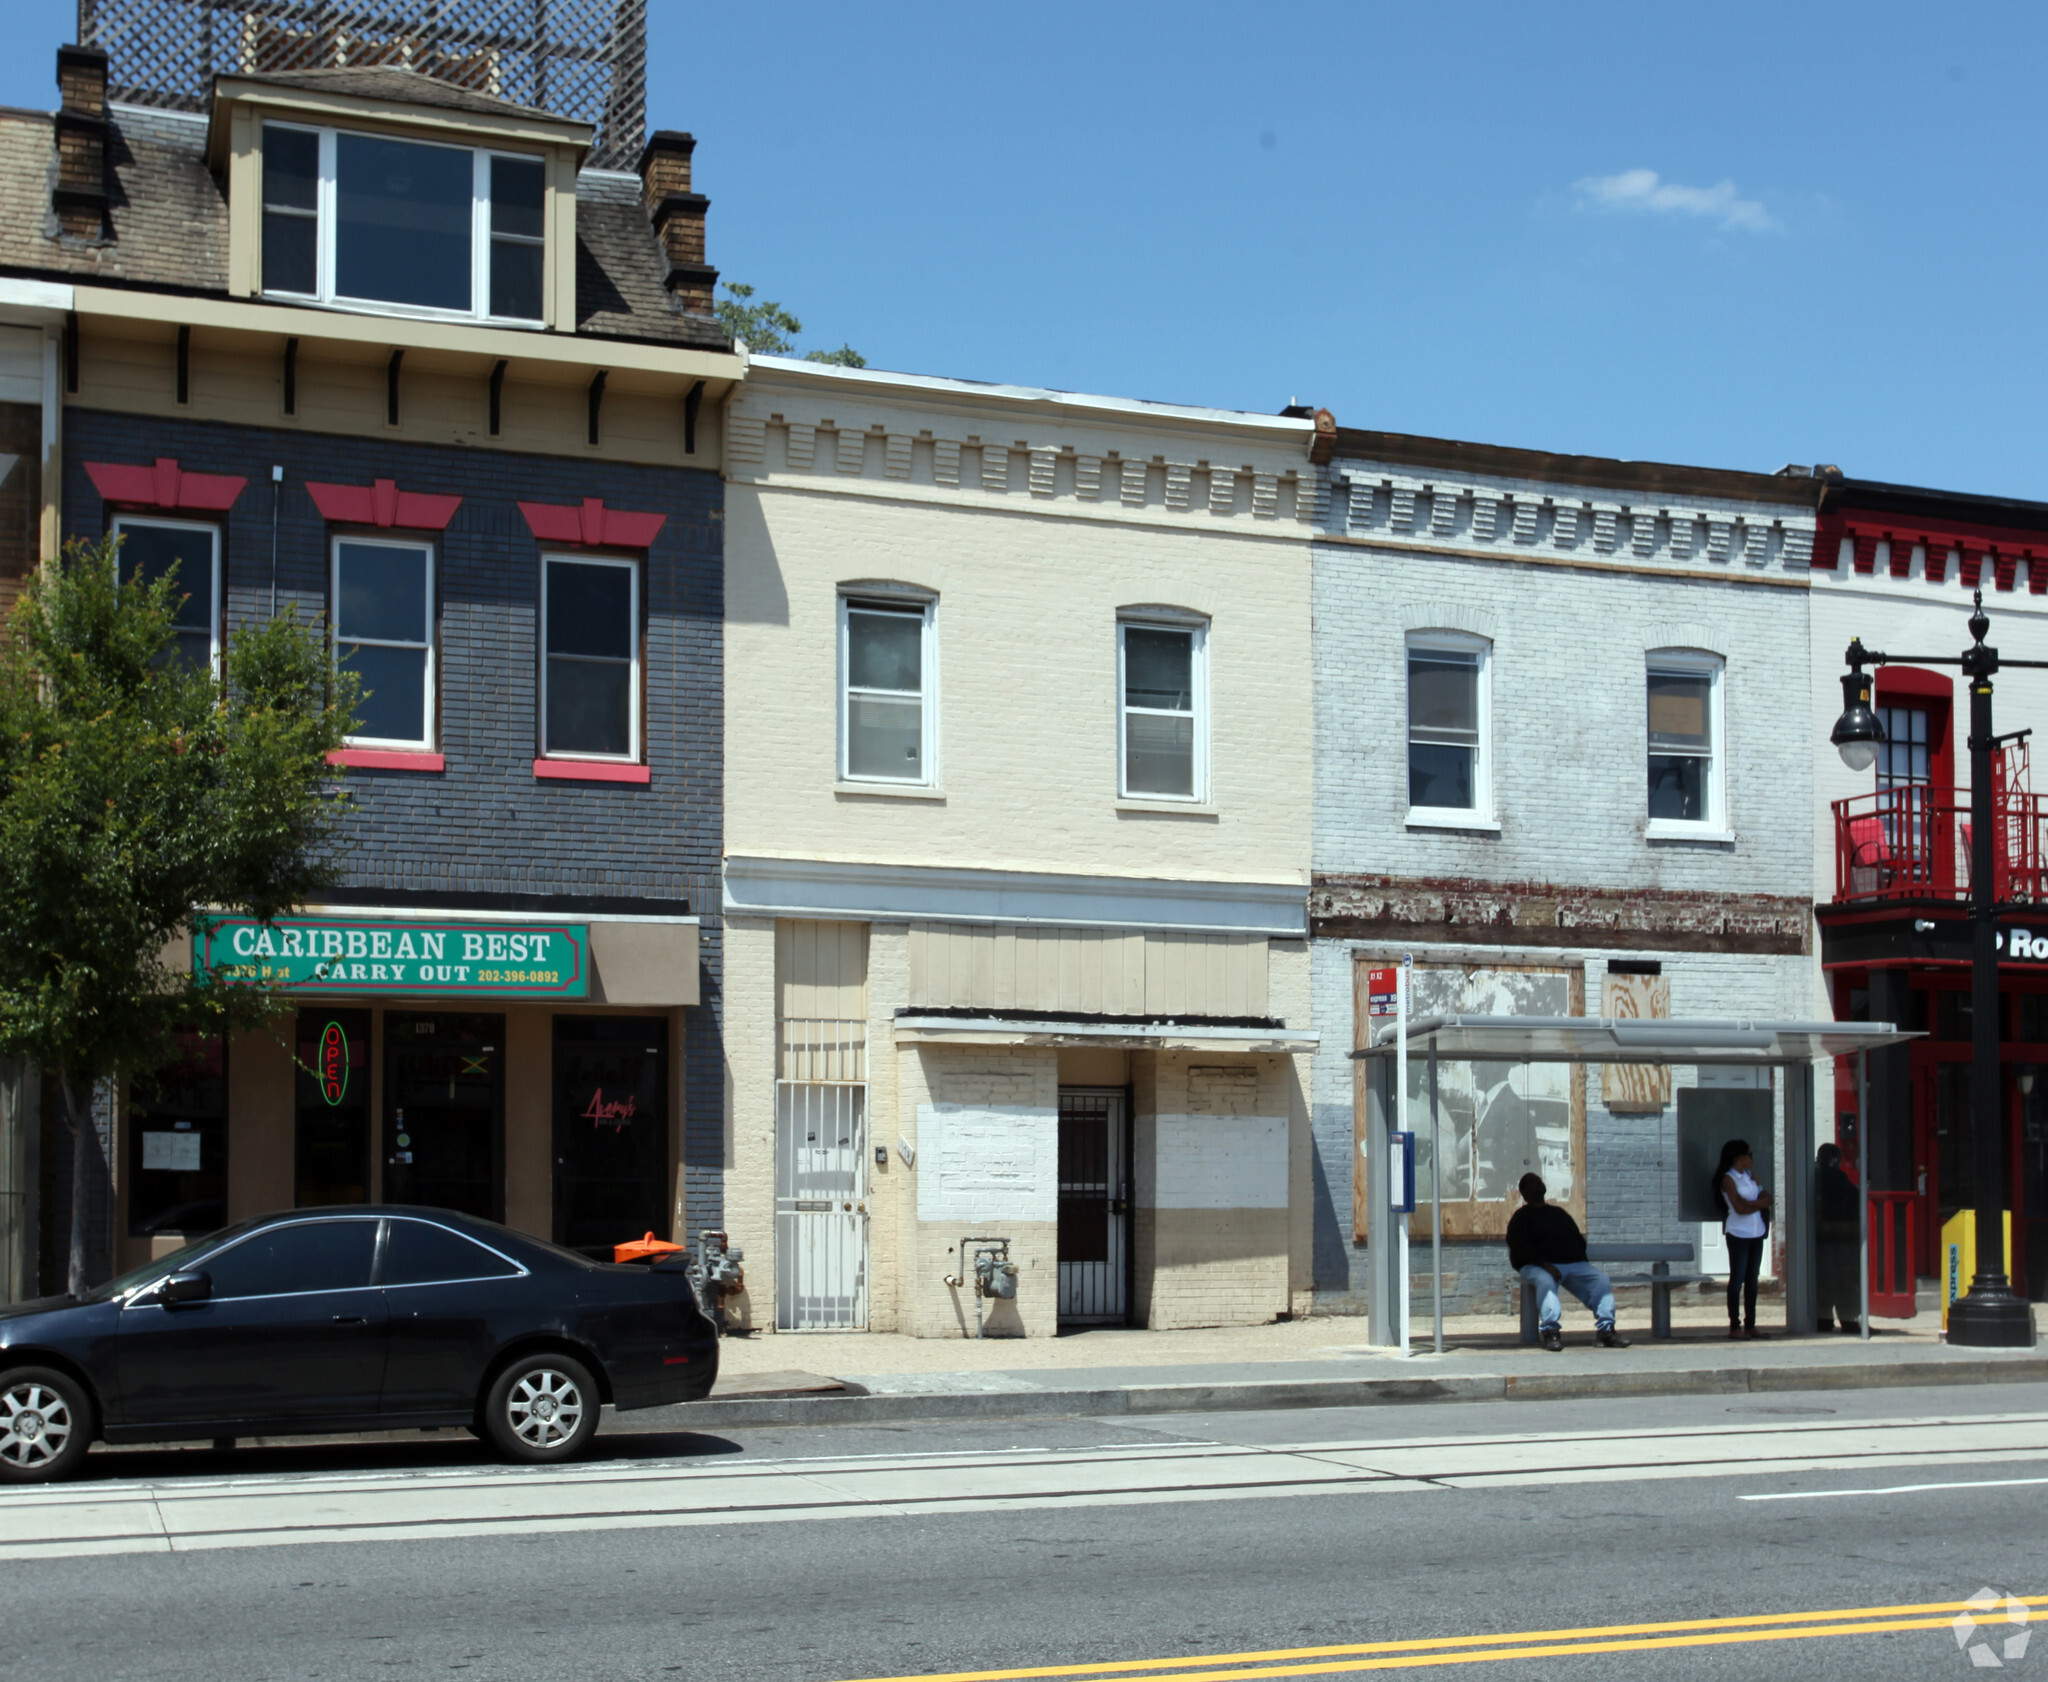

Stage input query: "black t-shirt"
[{"left": 1506, "top": 1202, "right": 1589, "bottom": 1272}]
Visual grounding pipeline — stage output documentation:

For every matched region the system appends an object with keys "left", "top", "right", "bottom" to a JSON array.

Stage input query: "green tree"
[
  {"left": 0, "top": 537, "right": 358, "bottom": 1293},
  {"left": 715, "top": 282, "right": 867, "bottom": 368}
]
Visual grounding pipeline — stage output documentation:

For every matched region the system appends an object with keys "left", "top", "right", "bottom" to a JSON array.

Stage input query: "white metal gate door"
[
  {"left": 775, "top": 1082, "right": 869, "bottom": 1329},
  {"left": 1058, "top": 1090, "right": 1128, "bottom": 1323}
]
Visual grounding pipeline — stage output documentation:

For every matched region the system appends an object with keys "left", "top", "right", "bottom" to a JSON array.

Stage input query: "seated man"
[{"left": 1506, "top": 1172, "right": 1630, "bottom": 1352}]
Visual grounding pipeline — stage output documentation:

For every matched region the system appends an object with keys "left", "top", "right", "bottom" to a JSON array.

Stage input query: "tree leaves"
[{"left": 0, "top": 536, "right": 359, "bottom": 1092}]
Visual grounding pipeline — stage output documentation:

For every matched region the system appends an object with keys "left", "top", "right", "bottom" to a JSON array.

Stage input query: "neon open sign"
[{"left": 319, "top": 1020, "right": 349, "bottom": 1106}]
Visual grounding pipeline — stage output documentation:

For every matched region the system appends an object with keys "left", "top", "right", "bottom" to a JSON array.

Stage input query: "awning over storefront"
[
  {"left": 1352, "top": 1016, "right": 1918, "bottom": 1066},
  {"left": 895, "top": 1014, "right": 1318, "bottom": 1054}
]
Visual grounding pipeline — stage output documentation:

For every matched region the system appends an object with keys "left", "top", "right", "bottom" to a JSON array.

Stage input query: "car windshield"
[{"left": 80, "top": 1220, "right": 255, "bottom": 1303}]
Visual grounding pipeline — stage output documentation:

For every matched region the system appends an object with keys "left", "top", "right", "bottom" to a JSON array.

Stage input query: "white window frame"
[
  {"left": 1405, "top": 630, "right": 1492, "bottom": 825},
  {"left": 1645, "top": 648, "right": 1727, "bottom": 837},
  {"left": 839, "top": 595, "right": 937, "bottom": 787},
  {"left": 332, "top": 534, "right": 437, "bottom": 751},
  {"left": 1117, "top": 615, "right": 1209, "bottom": 804},
  {"left": 259, "top": 120, "right": 548, "bottom": 326},
  {"left": 540, "top": 552, "right": 642, "bottom": 764},
  {"left": 111, "top": 513, "right": 221, "bottom": 674}
]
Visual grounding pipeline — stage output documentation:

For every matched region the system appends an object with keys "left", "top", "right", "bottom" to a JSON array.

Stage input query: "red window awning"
[
  {"left": 85, "top": 457, "right": 246, "bottom": 513},
  {"left": 306, "top": 478, "right": 462, "bottom": 531},
  {"left": 518, "top": 497, "right": 666, "bottom": 549}
]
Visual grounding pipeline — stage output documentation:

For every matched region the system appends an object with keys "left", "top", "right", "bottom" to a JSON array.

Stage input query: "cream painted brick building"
[{"left": 721, "top": 358, "right": 1319, "bottom": 1337}]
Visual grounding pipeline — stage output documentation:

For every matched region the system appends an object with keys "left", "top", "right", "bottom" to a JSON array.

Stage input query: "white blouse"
[{"left": 1723, "top": 1168, "right": 1766, "bottom": 1239}]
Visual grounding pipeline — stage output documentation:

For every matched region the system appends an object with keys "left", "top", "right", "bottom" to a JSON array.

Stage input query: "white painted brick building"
[
  {"left": 720, "top": 359, "right": 1320, "bottom": 1337},
  {"left": 1310, "top": 429, "right": 1821, "bottom": 1317}
]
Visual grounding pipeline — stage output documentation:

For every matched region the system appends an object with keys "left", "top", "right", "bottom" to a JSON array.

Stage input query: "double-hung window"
[
  {"left": 1119, "top": 619, "right": 1207, "bottom": 800},
  {"left": 261, "top": 122, "right": 547, "bottom": 323},
  {"left": 1646, "top": 652, "right": 1724, "bottom": 829},
  {"left": 1407, "top": 633, "right": 1490, "bottom": 818},
  {"left": 113, "top": 515, "right": 219, "bottom": 671},
  {"left": 542, "top": 555, "right": 640, "bottom": 762},
  {"left": 841, "top": 598, "right": 933, "bottom": 784},
  {"left": 334, "top": 537, "right": 434, "bottom": 749}
]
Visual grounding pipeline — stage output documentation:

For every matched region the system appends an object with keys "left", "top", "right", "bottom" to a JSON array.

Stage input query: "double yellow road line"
[{"left": 842, "top": 1596, "right": 2046, "bottom": 1680}]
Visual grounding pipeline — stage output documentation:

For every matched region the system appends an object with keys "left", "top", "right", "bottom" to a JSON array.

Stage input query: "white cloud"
[{"left": 1573, "top": 168, "right": 1777, "bottom": 233}]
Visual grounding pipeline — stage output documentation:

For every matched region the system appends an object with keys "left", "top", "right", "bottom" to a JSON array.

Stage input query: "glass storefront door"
[
  {"left": 295, "top": 1009, "right": 372, "bottom": 1208},
  {"left": 384, "top": 1013, "right": 505, "bottom": 1222},
  {"left": 552, "top": 1016, "right": 669, "bottom": 1257}
]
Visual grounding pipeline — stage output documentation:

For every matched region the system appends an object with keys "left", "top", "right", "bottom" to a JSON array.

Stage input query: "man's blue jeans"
[{"left": 1520, "top": 1261, "right": 1616, "bottom": 1333}]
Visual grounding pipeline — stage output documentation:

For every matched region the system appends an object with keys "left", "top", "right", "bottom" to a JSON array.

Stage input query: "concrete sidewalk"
[{"left": 676, "top": 1305, "right": 2048, "bottom": 1429}]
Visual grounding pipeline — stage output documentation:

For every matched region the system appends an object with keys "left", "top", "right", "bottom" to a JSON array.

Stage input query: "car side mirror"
[{"left": 150, "top": 1270, "right": 212, "bottom": 1307}]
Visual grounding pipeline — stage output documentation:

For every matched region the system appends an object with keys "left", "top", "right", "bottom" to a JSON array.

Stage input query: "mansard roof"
[{"left": 0, "top": 98, "right": 727, "bottom": 353}]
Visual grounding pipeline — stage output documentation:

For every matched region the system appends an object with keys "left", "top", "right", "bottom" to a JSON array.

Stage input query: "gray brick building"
[{"left": 1309, "top": 427, "right": 1822, "bottom": 1319}]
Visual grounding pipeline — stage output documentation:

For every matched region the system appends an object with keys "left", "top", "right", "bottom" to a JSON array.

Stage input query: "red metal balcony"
[{"left": 1833, "top": 783, "right": 2048, "bottom": 904}]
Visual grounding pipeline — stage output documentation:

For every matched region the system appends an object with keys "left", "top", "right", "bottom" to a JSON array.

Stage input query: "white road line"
[
  {"left": 5, "top": 1411, "right": 2046, "bottom": 1560},
  {"left": 1743, "top": 1475, "right": 2048, "bottom": 1501}
]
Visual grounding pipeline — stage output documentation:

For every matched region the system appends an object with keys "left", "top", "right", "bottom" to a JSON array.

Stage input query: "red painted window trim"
[
  {"left": 85, "top": 457, "right": 247, "bottom": 513},
  {"left": 327, "top": 748, "right": 446, "bottom": 772},
  {"left": 532, "top": 758, "right": 651, "bottom": 784},
  {"left": 518, "top": 497, "right": 666, "bottom": 549},
  {"left": 1873, "top": 666, "right": 1954, "bottom": 794},
  {"left": 307, "top": 478, "right": 463, "bottom": 531}
]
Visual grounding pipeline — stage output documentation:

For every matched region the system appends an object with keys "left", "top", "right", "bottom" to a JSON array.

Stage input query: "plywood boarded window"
[
  {"left": 1352, "top": 956, "right": 1586, "bottom": 1242},
  {"left": 776, "top": 919, "right": 868, "bottom": 1082},
  {"left": 1600, "top": 971, "right": 1672, "bottom": 1112},
  {"left": 907, "top": 922, "right": 1267, "bottom": 1018}
]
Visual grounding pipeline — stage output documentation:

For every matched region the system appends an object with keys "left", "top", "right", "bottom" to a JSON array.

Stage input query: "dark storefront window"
[
  {"left": 295, "top": 1009, "right": 372, "bottom": 1207},
  {"left": 385, "top": 1013, "right": 504, "bottom": 1222},
  {"left": 553, "top": 1016, "right": 669, "bottom": 1257},
  {"left": 128, "top": 1032, "right": 226, "bottom": 1237}
]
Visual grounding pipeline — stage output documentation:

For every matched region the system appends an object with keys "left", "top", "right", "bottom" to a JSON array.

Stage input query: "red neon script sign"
[
  {"left": 319, "top": 1021, "right": 349, "bottom": 1105},
  {"left": 582, "top": 1089, "right": 637, "bottom": 1130}
]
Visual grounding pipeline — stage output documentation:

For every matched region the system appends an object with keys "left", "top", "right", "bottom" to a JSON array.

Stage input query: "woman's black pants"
[{"left": 1726, "top": 1233, "right": 1765, "bottom": 1326}]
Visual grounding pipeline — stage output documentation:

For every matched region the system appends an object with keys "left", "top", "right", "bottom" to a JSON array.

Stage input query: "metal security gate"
[
  {"left": 1058, "top": 1090, "right": 1128, "bottom": 1323},
  {"left": 775, "top": 1082, "right": 868, "bottom": 1330}
]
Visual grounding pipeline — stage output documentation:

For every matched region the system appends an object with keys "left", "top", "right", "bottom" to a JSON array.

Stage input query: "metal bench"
[{"left": 1515, "top": 1242, "right": 1704, "bottom": 1343}]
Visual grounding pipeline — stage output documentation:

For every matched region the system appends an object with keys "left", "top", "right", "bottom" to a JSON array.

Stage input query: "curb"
[{"left": 669, "top": 1356, "right": 2048, "bottom": 1431}]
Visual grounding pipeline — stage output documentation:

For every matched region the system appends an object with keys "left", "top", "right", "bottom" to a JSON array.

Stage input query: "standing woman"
[{"left": 1715, "top": 1139, "right": 1773, "bottom": 1338}]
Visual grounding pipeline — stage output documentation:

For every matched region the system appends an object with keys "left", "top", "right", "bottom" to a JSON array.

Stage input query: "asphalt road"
[{"left": 6, "top": 1382, "right": 2046, "bottom": 1682}]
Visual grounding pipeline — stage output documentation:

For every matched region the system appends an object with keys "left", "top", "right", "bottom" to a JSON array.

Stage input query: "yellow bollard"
[{"left": 1941, "top": 1209, "right": 2015, "bottom": 1329}]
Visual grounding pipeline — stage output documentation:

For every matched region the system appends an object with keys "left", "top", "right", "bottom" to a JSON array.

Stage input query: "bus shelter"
[{"left": 1352, "top": 1016, "right": 1921, "bottom": 1349}]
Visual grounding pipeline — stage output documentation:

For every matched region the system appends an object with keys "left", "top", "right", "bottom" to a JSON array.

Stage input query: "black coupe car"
[{"left": 0, "top": 1206, "right": 719, "bottom": 1483}]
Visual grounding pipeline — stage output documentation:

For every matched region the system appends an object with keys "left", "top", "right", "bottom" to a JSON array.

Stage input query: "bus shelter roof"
[{"left": 1351, "top": 1016, "right": 1919, "bottom": 1067}]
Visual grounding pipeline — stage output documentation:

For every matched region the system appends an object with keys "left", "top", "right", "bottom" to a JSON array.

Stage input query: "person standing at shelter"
[
  {"left": 1814, "top": 1142, "right": 1861, "bottom": 1334},
  {"left": 1505, "top": 1173, "right": 1631, "bottom": 1352},
  {"left": 1715, "top": 1139, "right": 1772, "bottom": 1338}
]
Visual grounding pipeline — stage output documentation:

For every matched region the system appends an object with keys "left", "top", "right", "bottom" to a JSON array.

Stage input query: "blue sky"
[{"left": 3, "top": 3, "right": 2042, "bottom": 495}]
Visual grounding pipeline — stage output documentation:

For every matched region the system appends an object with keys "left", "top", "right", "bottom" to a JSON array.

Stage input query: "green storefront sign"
[{"left": 194, "top": 914, "right": 590, "bottom": 998}]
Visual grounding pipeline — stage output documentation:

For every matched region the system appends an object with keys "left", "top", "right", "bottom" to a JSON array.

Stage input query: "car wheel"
[
  {"left": 0, "top": 1367, "right": 92, "bottom": 1484},
  {"left": 482, "top": 1354, "right": 599, "bottom": 1464}
]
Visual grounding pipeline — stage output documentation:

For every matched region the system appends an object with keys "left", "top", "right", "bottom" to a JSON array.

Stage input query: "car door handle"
[{"left": 332, "top": 1314, "right": 368, "bottom": 1326}]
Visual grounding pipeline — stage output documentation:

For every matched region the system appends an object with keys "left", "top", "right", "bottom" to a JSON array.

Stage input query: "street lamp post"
[{"left": 1831, "top": 591, "right": 2037, "bottom": 1347}]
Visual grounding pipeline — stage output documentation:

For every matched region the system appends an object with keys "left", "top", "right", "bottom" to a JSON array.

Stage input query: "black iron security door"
[
  {"left": 1058, "top": 1089, "right": 1129, "bottom": 1324},
  {"left": 552, "top": 1016, "right": 670, "bottom": 1257},
  {"left": 383, "top": 1013, "right": 505, "bottom": 1222}
]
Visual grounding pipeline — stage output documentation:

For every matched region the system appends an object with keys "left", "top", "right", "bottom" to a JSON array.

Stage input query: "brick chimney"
[
  {"left": 52, "top": 44, "right": 109, "bottom": 241},
  {"left": 637, "top": 130, "right": 717, "bottom": 315}
]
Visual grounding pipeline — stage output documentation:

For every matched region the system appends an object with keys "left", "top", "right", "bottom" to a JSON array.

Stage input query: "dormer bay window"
[{"left": 261, "top": 122, "right": 546, "bottom": 323}]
